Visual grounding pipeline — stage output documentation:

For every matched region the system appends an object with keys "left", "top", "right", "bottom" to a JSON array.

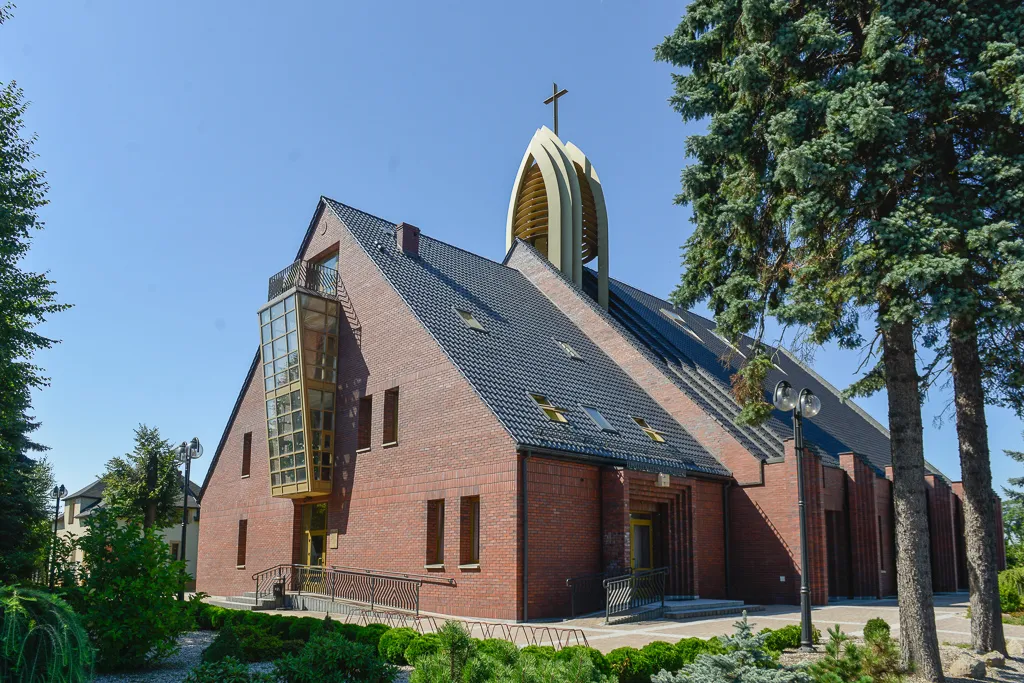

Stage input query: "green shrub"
[
  {"left": 268, "top": 615, "right": 292, "bottom": 638},
  {"left": 0, "top": 586, "right": 95, "bottom": 683},
  {"left": 379, "top": 627, "right": 419, "bottom": 664},
  {"left": 235, "top": 626, "right": 303, "bottom": 662},
  {"left": 520, "top": 644, "right": 557, "bottom": 661},
  {"left": 606, "top": 647, "right": 653, "bottom": 683},
  {"left": 209, "top": 607, "right": 235, "bottom": 630},
  {"left": 478, "top": 638, "right": 521, "bottom": 666},
  {"left": 652, "top": 615, "right": 805, "bottom": 683},
  {"left": 65, "top": 509, "right": 190, "bottom": 671},
  {"left": 760, "top": 624, "right": 820, "bottom": 652},
  {"left": 675, "top": 637, "right": 724, "bottom": 665},
  {"left": 862, "top": 618, "right": 890, "bottom": 643},
  {"left": 642, "top": 640, "right": 685, "bottom": 675},
  {"left": 274, "top": 629, "right": 397, "bottom": 683},
  {"left": 286, "top": 616, "right": 320, "bottom": 642},
  {"left": 358, "top": 623, "right": 392, "bottom": 649},
  {"left": 807, "top": 625, "right": 873, "bottom": 683},
  {"left": 410, "top": 622, "right": 477, "bottom": 683},
  {"left": 338, "top": 622, "right": 365, "bottom": 641},
  {"left": 405, "top": 632, "right": 442, "bottom": 665},
  {"left": 203, "top": 622, "right": 245, "bottom": 664},
  {"left": 185, "top": 593, "right": 213, "bottom": 630},
  {"left": 999, "top": 568, "right": 1024, "bottom": 613},
  {"left": 556, "top": 645, "right": 610, "bottom": 675},
  {"left": 184, "top": 656, "right": 275, "bottom": 683}
]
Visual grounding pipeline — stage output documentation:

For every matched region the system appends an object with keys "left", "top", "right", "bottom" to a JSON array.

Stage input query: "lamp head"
[
  {"left": 52, "top": 484, "right": 66, "bottom": 499},
  {"left": 773, "top": 380, "right": 797, "bottom": 412},
  {"left": 189, "top": 437, "right": 203, "bottom": 458},
  {"left": 799, "top": 389, "right": 821, "bottom": 419}
]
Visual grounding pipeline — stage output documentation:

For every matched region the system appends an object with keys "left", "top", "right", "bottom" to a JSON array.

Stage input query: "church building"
[{"left": 197, "top": 124, "right": 998, "bottom": 620}]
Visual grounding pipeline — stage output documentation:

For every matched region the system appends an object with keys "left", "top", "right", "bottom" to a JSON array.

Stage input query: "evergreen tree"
[
  {"left": 655, "top": 0, "right": 1024, "bottom": 673},
  {"left": 0, "top": 3, "right": 70, "bottom": 582},
  {"left": 1004, "top": 436, "right": 1024, "bottom": 568},
  {"left": 102, "top": 425, "right": 181, "bottom": 528}
]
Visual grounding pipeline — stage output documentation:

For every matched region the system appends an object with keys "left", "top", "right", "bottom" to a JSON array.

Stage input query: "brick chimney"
[{"left": 396, "top": 222, "right": 420, "bottom": 257}]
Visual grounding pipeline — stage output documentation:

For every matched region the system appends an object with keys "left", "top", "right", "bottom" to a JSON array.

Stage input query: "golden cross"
[{"left": 543, "top": 82, "right": 568, "bottom": 137}]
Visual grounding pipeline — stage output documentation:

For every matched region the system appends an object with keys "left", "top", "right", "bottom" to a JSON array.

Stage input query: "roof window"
[
  {"left": 712, "top": 331, "right": 747, "bottom": 358},
  {"left": 556, "top": 339, "right": 582, "bottom": 360},
  {"left": 582, "top": 406, "right": 616, "bottom": 432},
  {"left": 660, "top": 309, "right": 702, "bottom": 342},
  {"left": 455, "top": 308, "right": 485, "bottom": 332},
  {"left": 530, "top": 394, "right": 568, "bottom": 423},
  {"left": 632, "top": 416, "right": 666, "bottom": 443}
]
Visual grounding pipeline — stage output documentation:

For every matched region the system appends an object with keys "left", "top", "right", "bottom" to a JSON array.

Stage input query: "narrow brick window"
[
  {"left": 460, "top": 496, "right": 480, "bottom": 566},
  {"left": 426, "top": 499, "right": 445, "bottom": 566},
  {"left": 383, "top": 388, "right": 399, "bottom": 446},
  {"left": 357, "top": 395, "right": 373, "bottom": 451},
  {"left": 236, "top": 519, "right": 248, "bottom": 568},
  {"left": 65, "top": 501, "right": 74, "bottom": 526},
  {"left": 241, "top": 432, "right": 252, "bottom": 477}
]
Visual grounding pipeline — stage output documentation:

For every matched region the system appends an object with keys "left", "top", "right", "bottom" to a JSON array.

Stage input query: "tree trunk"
[
  {"left": 144, "top": 450, "right": 158, "bottom": 529},
  {"left": 949, "top": 315, "right": 1006, "bottom": 654},
  {"left": 882, "top": 320, "right": 945, "bottom": 681}
]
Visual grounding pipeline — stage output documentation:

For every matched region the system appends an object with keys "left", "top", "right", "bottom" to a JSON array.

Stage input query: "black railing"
[
  {"left": 252, "top": 564, "right": 455, "bottom": 616},
  {"left": 603, "top": 567, "right": 668, "bottom": 623},
  {"left": 268, "top": 260, "right": 340, "bottom": 301},
  {"left": 566, "top": 572, "right": 606, "bottom": 618}
]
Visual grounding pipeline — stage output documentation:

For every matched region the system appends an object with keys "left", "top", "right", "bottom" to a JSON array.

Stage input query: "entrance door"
[
  {"left": 630, "top": 515, "right": 653, "bottom": 571},
  {"left": 302, "top": 502, "right": 328, "bottom": 593}
]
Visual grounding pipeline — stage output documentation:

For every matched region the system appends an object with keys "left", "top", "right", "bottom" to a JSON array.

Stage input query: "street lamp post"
[
  {"left": 49, "top": 484, "right": 67, "bottom": 590},
  {"left": 175, "top": 437, "right": 203, "bottom": 601},
  {"left": 773, "top": 380, "right": 822, "bottom": 652}
]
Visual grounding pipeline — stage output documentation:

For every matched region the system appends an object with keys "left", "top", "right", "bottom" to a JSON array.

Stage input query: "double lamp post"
[
  {"left": 772, "top": 380, "right": 822, "bottom": 653},
  {"left": 175, "top": 437, "right": 203, "bottom": 601}
]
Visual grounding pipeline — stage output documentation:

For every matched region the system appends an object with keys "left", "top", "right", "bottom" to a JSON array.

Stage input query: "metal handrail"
[
  {"left": 603, "top": 567, "right": 668, "bottom": 624},
  {"left": 268, "top": 260, "right": 340, "bottom": 301},
  {"left": 566, "top": 572, "right": 606, "bottom": 618},
  {"left": 252, "top": 563, "right": 429, "bottom": 615},
  {"left": 330, "top": 565, "right": 456, "bottom": 586}
]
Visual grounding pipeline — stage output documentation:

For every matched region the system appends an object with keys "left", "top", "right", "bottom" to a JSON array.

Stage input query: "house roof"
[
  {"left": 323, "top": 198, "right": 730, "bottom": 478},
  {"left": 69, "top": 478, "right": 201, "bottom": 518}
]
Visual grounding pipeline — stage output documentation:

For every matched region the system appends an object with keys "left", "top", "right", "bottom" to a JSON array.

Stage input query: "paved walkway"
[{"left": 556, "top": 594, "right": 1024, "bottom": 653}]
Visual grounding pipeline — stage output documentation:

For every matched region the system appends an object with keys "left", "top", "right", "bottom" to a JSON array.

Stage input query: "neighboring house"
[
  {"left": 58, "top": 478, "right": 201, "bottom": 589},
  {"left": 197, "top": 126, "right": 1000, "bottom": 620}
]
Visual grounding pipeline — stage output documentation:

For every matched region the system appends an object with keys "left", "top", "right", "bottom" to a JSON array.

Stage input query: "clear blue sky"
[{"left": 2, "top": 1, "right": 1020, "bottom": 498}]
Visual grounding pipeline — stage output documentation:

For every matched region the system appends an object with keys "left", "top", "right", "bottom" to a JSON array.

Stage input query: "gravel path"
[{"left": 92, "top": 631, "right": 274, "bottom": 683}]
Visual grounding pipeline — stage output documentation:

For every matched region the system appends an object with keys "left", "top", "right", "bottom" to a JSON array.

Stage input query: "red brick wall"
[
  {"left": 876, "top": 475, "right": 896, "bottom": 596},
  {"left": 728, "top": 443, "right": 828, "bottom": 605},
  {"left": 525, "top": 458, "right": 602, "bottom": 619},
  {"left": 691, "top": 479, "right": 727, "bottom": 599},
  {"left": 840, "top": 453, "right": 881, "bottom": 598},
  {"left": 199, "top": 205, "right": 523, "bottom": 619},
  {"left": 925, "top": 475, "right": 958, "bottom": 592}
]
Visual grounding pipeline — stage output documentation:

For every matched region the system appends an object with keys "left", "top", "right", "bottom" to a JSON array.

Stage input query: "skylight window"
[
  {"left": 556, "top": 339, "right": 582, "bottom": 360},
  {"left": 455, "top": 308, "right": 485, "bottom": 331},
  {"left": 712, "top": 331, "right": 747, "bottom": 358},
  {"left": 660, "top": 309, "right": 702, "bottom": 342},
  {"left": 530, "top": 394, "right": 568, "bottom": 423},
  {"left": 632, "top": 416, "right": 666, "bottom": 443},
  {"left": 582, "top": 406, "right": 616, "bottom": 432}
]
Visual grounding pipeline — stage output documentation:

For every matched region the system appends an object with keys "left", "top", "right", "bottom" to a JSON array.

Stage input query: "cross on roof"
[{"left": 543, "top": 82, "right": 568, "bottom": 137}]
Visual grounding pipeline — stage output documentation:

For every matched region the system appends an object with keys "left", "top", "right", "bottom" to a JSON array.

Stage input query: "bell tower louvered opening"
[
  {"left": 574, "top": 162, "right": 599, "bottom": 264},
  {"left": 511, "top": 158, "right": 550, "bottom": 257}
]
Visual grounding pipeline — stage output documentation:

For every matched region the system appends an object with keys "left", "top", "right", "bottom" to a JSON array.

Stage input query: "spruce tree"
[
  {"left": 102, "top": 425, "right": 181, "bottom": 528},
  {"left": 0, "top": 4, "right": 70, "bottom": 582},
  {"left": 654, "top": 0, "right": 1024, "bottom": 674}
]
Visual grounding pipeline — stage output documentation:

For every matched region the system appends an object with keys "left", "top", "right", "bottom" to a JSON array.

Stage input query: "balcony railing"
[{"left": 268, "top": 260, "right": 340, "bottom": 301}]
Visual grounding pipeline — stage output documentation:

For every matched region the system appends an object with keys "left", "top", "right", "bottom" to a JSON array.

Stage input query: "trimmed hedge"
[
  {"left": 607, "top": 646, "right": 653, "bottom": 683},
  {"left": 520, "top": 644, "right": 557, "bottom": 661},
  {"left": 555, "top": 645, "right": 610, "bottom": 675},
  {"left": 642, "top": 640, "right": 684, "bottom": 674},
  {"left": 378, "top": 627, "right": 418, "bottom": 665},
  {"left": 862, "top": 618, "right": 890, "bottom": 643},
  {"left": 405, "top": 633, "right": 442, "bottom": 665}
]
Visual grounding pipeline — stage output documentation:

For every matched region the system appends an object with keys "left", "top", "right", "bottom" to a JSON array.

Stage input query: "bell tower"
[{"left": 506, "top": 89, "right": 609, "bottom": 309}]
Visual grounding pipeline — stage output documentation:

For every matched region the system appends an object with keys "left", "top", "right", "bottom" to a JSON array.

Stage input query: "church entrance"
[
  {"left": 630, "top": 513, "right": 655, "bottom": 571},
  {"left": 301, "top": 502, "right": 328, "bottom": 592}
]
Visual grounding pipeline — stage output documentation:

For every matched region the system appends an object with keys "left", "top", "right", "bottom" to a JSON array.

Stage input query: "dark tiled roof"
[
  {"left": 324, "top": 199, "right": 730, "bottom": 478},
  {"left": 594, "top": 273, "right": 897, "bottom": 473},
  {"left": 70, "top": 478, "right": 201, "bottom": 516}
]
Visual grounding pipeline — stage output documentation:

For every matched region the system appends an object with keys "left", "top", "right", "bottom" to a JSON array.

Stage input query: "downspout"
[{"left": 522, "top": 450, "right": 530, "bottom": 623}]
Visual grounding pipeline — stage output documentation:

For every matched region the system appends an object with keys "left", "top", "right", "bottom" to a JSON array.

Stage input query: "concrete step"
[
  {"left": 664, "top": 603, "right": 763, "bottom": 620},
  {"left": 208, "top": 595, "right": 278, "bottom": 611}
]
